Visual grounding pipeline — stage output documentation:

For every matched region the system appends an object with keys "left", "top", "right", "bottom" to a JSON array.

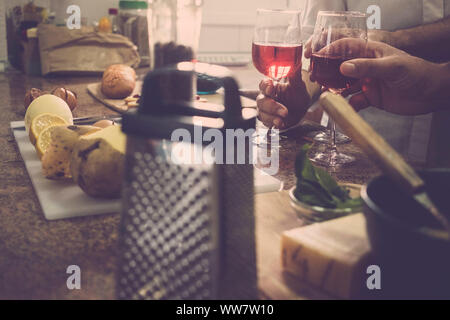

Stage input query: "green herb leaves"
[{"left": 294, "top": 145, "right": 362, "bottom": 209}]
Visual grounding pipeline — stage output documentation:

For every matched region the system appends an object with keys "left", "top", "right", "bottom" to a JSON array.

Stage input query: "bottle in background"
[
  {"left": 149, "top": 0, "right": 203, "bottom": 69},
  {"left": 108, "top": 8, "right": 119, "bottom": 33},
  {"left": 118, "top": 1, "right": 150, "bottom": 67}
]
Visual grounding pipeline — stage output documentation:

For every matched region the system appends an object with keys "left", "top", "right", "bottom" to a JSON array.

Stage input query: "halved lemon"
[
  {"left": 24, "top": 94, "right": 73, "bottom": 133},
  {"left": 29, "top": 113, "right": 68, "bottom": 146},
  {"left": 35, "top": 125, "right": 61, "bottom": 159}
]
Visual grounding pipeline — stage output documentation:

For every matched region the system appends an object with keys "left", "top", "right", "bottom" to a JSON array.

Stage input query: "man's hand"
[
  {"left": 368, "top": 29, "right": 398, "bottom": 47},
  {"left": 335, "top": 39, "right": 450, "bottom": 115},
  {"left": 256, "top": 68, "right": 320, "bottom": 129}
]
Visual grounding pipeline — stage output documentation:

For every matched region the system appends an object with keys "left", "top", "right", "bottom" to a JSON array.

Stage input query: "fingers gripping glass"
[
  {"left": 308, "top": 11, "right": 367, "bottom": 168},
  {"left": 252, "top": 9, "right": 302, "bottom": 145}
]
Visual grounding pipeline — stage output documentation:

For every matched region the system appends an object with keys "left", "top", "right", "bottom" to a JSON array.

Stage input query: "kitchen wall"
[
  {"left": 47, "top": 0, "right": 307, "bottom": 54},
  {"left": 49, "top": 0, "right": 117, "bottom": 25},
  {"left": 0, "top": 0, "right": 307, "bottom": 66},
  {"left": 200, "top": 0, "right": 305, "bottom": 53}
]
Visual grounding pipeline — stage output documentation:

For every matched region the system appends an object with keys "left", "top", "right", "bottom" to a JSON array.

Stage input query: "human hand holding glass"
[
  {"left": 308, "top": 11, "right": 368, "bottom": 168},
  {"left": 252, "top": 9, "right": 302, "bottom": 145}
]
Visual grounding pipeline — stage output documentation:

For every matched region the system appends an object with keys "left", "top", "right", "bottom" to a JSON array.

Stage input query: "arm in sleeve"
[{"left": 391, "top": 16, "right": 450, "bottom": 62}]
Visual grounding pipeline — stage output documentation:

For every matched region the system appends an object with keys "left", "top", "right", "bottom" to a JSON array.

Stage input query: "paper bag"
[{"left": 38, "top": 24, "right": 140, "bottom": 75}]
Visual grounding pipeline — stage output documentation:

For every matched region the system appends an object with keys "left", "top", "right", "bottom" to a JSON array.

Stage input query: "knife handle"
[{"left": 319, "top": 92, "right": 425, "bottom": 194}]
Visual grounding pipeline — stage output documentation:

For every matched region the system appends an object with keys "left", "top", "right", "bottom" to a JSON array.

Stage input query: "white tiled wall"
[
  {"left": 47, "top": 0, "right": 306, "bottom": 54},
  {"left": 0, "top": 0, "right": 307, "bottom": 67},
  {"left": 199, "top": 0, "right": 306, "bottom": 53}
]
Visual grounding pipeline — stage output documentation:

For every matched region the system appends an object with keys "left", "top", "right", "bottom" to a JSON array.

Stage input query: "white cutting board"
[
  {"left": 11, "top": 121, "right": 281, "bottom": 220},
  {"left": 11, "top": 121, "right": 122, "bottom": 220}
]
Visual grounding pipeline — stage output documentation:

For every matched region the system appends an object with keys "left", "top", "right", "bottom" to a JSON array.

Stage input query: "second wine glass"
[{"left": 308, "top": 11, "right": 368, "bottom": 168}]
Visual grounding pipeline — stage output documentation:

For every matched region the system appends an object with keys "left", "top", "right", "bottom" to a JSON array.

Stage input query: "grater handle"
[{"left": 222, "top": 77, "right": 243, "bottom": 119}]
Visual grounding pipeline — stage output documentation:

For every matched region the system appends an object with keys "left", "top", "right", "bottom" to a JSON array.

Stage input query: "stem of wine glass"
[
  {"left": 267, "top": 78, "right": 280, "bottom": 138},
  {"left": 327, "top": 88, "right": 339, "bottom": 166},
  {"left": 330, "top": 118, "right": 338, "bottom": 153}
]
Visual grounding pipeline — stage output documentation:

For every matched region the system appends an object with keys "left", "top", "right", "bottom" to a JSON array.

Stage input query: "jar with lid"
[{"left": 117, "top": 0, "right": 151, "bottom": 66}]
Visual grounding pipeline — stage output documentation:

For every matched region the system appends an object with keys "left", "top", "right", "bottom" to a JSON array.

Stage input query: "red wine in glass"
[
  {"left": 310, "top": 53, "right": 357, "bottom": 93},
  {"left": 308, "top": 11, "right": 367, "bottom": 168},
  {"left": 252, "top": 43, "right": 303, "bottom": 81}
]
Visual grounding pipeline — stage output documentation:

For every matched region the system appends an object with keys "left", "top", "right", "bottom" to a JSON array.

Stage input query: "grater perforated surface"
[
  {"left": 219, "top": 163, "right": 257, "bottom": 299},
  {"left": 118, "top": 138, "right": 218, "bottom": 300}
]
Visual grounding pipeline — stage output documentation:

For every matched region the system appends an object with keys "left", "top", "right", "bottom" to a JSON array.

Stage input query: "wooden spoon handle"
[{"left": 319, "top": 92, "right": 425, "bottom": 194}]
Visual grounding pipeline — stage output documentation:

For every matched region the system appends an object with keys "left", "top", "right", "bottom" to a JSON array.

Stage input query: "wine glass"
[
  {"left": 308, "top": 11, "right": 367, "bottom": 168},
  {"left": 313, "top": 114, "right": 351, "bottom": 144},
  {"left": 252, "top": 9, "right": 302, "bottom": 146}
]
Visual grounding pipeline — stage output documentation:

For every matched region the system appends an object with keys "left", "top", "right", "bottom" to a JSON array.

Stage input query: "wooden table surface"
[{"left": 0, "top": 66, "right": 380, "bottom": 299}]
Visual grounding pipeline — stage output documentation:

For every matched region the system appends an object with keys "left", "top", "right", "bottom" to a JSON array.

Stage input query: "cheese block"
[
  {"left": 281, "top": 213, "right": 371, "bottom": 299},
  {"left": 78, "top": 124, "right": 126, "bottom": 153}
]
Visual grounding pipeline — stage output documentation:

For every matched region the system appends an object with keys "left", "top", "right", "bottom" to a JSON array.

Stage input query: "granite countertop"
[{"left": 0, "top": 67, "right": 379, "bottom": 299}]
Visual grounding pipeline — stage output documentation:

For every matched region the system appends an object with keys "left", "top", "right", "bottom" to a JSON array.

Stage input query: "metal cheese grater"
[{"left": 117, "top": 64, "right": 257, "bottom": 300}]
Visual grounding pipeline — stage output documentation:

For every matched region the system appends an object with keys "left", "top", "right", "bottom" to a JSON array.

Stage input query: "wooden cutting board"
[
  {"left": 87, "top": 81, "right": 257, "bottom": 114},
  {"left": 87, "top": 82, "right": 143, "bottom": 113}
]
